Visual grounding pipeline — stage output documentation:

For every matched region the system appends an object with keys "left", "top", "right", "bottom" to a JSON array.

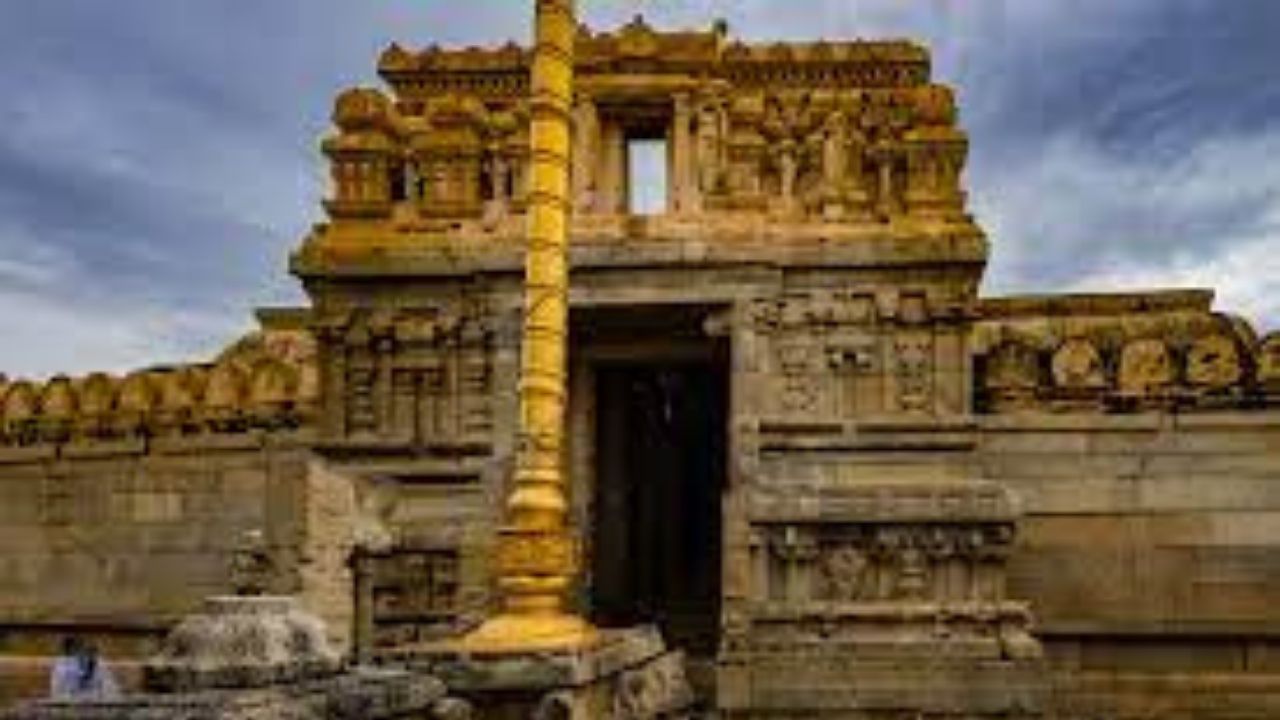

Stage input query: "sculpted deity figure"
[
  {"left": 821, "top": 110, "right": 847, "bottom": 193},
  {"left": 484, "top": 147, "right": 512, "bottom": 221},
  {"left": 820, "top": 544, "right": 870, "bottom": 602},
  {"left": 777, "top": 139, "right": 798, "bottom": 207}
]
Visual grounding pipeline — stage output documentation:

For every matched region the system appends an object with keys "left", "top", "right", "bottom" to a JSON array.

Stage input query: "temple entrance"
[{"left": 590, "top": 360, "right": 726, "bottom": 658}]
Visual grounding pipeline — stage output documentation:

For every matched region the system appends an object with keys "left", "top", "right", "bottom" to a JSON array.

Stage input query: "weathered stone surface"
[
  {"left": 395, "top": 626, "right": 694, "bottom": 720},
  {"left": 3, "top": 667, "right": 461, "bottom": 720},
  {"left": 144, "top": 596, "right": 341, "bottom": 692}
]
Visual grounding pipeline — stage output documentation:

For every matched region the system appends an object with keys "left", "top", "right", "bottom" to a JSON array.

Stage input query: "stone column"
[
  {"left": 600, "top": 122, "right": 626, "bottom": 214},
  {"left": 460, "top": 0, "right": 597, "bottom": 652},
  {"left": 671, "top": 93, "right": 694, "bottom": 214},
  {"left": 571, "top": 96, "right": 598, "bottom": 213}
]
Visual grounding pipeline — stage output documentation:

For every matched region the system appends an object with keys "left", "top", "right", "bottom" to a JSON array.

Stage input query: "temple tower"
[{"left": 293, "top": 18, "right": 1044, "bottom": 717}]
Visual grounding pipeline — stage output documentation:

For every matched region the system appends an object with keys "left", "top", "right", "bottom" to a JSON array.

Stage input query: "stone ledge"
[
  {"left": 747, "top": 478, "right": 1018, "bottom": 522},
  {"left": 391, "top": 625, "right": 667, "bottom": 692},
  {"left": 718, "top": 655, "right": 1047, "bottom": 715}
]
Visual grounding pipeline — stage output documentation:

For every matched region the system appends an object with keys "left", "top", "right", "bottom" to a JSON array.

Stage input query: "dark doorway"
[{"left": 591, "top": 362, "right": 726, "bottom": 657}]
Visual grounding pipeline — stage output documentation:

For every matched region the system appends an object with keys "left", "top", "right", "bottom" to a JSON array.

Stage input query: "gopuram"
[{"left": 2, "top": 15, "right": 1280, "bottom": 720}]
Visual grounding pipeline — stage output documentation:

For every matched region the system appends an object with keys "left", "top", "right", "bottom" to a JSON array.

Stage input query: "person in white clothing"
[{"left": 49, "top": 636, "right": 119, "bottom": 701}]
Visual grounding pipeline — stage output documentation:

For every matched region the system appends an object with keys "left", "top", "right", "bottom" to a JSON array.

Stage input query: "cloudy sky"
[{"left": 1, "top": 0, "right": 1278, "bottom": 378}]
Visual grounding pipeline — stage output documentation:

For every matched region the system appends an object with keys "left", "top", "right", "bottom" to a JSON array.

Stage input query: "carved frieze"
[
  {"left": 768, "top": 522, "right": 1017, "bottom": 604},
  {"left": 977, "top": 297, "right": 1270, "bottom": 413},
  {"left": 983, "top": 340, "right": 1040, "bottom": 412},
  {"left": 370, "top": 547, "right": 460, "bottom": 647},
  {"left": 316, "top": 303, "right": 493, "bottom": 451},
  {"left": 755, "top": 290, "right": 964, "bottom": 419}
]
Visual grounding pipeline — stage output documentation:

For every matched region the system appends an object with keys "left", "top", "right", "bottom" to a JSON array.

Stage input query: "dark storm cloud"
[{"left": 0, "top": 0, "right": 1276, "bottom": 377}]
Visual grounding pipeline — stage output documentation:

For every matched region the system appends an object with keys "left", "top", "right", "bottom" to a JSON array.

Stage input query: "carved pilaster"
[
  {"left": 671, "top": 92, "right": 694, "bottom": 213},
  {"left": 571, "top": 95, "right": 599, "bottom": 214}
]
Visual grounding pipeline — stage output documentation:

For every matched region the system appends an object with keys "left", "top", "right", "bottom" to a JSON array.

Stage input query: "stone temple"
[{"left": 3, "top": 18, "right": 1280, "bottom": 720}]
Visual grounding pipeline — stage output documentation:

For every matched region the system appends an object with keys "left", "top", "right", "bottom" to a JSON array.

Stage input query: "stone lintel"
[{"left": 291, "top": 227, "right": 988, "bottom": 281}]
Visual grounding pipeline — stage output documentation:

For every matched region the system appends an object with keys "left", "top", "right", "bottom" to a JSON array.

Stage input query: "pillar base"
[
  {"left": 456, "top": 611, "right": 599, "bottom": 654},
  {"left": 392, "top": 625, "right": 694, "bottom": 720}
]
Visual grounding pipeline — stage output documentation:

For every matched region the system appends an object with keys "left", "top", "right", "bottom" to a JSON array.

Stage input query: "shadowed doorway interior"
[{"left": 591, "top": 361, "right": 726, "bottom": 658}]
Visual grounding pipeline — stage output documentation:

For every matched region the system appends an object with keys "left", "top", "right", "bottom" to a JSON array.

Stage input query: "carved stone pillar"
[
  {"left": 871, "top": 137, "right": 900, "bottom": 220},
  {"left": 600, "top": 122, "right": 626, "bottom": 214},
  {"left": 671, "top": 92, "right": 694, "bottom": 214},
  {"left": 571, "top": 96, "right": 599, "bottom": 214}
]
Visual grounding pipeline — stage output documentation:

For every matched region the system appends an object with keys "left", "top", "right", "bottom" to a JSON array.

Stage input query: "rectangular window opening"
[{"left": 627, "top": 137, "right": 668, "bottom": 215}]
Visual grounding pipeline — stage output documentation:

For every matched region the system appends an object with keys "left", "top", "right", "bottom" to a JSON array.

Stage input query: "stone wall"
[
  {"left": 0, "top": 434, "right": 312, "bottom": 650},
  {"left": 981, "top": 414, "right": 1280, "bottom": 683},
  {"left": 0, "top": 434, "right": 316, "bottom": 708}
]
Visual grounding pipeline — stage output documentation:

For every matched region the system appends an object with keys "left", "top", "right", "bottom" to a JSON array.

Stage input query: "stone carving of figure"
[
  {"left": 777, "top": 140, "right": 798, "bottom": 207},
  {"left": 821, "top": 110, "right": 847, "bottom": 194},
  {"left": 1052, "top": 338, "right": 1106, "bottom": 390},
  {"left": 1118, "top": 339, "right": 1174, "bottom": 395},
  {"left": 870, "top": 134, "right": 899, "bottom": 219},
  {"left": 1186, "top": 334, "right": 1242, "bottom": 390},
  {"left": 482, "top": 148, "right": 511, "bottom": 225},
  {"left": 820, "top": 545, "right": 869, "bottom": 601}
]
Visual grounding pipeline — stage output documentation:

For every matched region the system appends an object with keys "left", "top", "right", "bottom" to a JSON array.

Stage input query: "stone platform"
[{"left": 389, "top": 625, "right": 694, "bottom": 720}]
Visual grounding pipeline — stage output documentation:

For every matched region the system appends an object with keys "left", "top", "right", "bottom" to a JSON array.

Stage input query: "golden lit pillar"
[{"left": 461, "top": 0, "right": 597, "bottom": 651}]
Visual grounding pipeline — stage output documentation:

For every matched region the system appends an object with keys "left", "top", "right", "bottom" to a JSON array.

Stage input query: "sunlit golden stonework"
[{"left": 3, "top": 16, "right": 1280, "bottom": 720}]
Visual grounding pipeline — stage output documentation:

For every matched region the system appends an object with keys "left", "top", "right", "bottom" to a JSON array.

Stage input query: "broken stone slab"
[{"left": 144, "top": 595, "right": 342, "bottom": 692}]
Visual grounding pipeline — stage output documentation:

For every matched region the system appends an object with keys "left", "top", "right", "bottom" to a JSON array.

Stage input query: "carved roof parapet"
[
  {"left": 979, "top": 289, "right": 1214, "bottom": 321},
  {"left": 378, "top": 19, "right": 930, "bottom": 99},
  {"left": 310, "top": 20, "right": 974, "bottom": 244},
  {"left": 722, "top": 39, "right": 929, "bottom": 89},
  {"left": 0, "top": 329, "right": 318, "bottom": 448},
  {"left": 975, "top": 290, "right": 1273, "bottom": 412},
  {"left": 314, "top": 302, "right": 489, "bottom": 350}
]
